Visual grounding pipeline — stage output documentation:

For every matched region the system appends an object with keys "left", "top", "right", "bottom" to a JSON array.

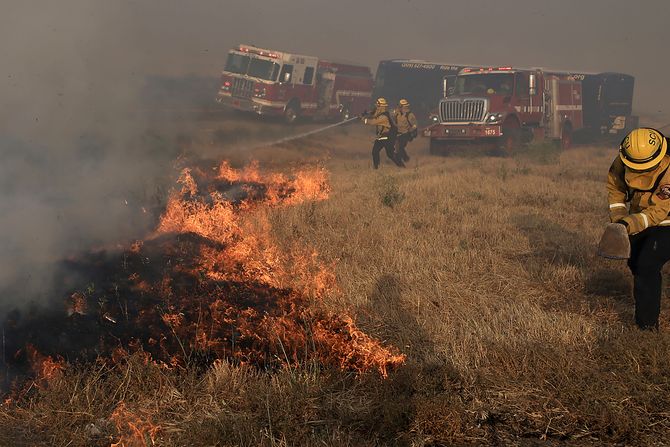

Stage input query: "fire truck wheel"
[
  {"left": 284, "top": 103, "right": 300, "bottom": 124},
  {"left": 561, "top": 123, "right": 573, "bottom": 150},
  {"left": 498, "top": 124, "right": 521, "bottom": 156}
]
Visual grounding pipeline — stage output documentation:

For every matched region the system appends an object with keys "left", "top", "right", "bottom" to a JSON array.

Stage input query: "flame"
[
  {"left": 153, "top": 164, "right": 332, "bottom": 294},
  {"left": 110, "top": 401, "right": 160, "bottom": 447},
  {"left": 312, "top": 316, "right": 407, "bottom": 378},
  {"left": 6, "top": 161, "right": 404, "bottom": 386},
  {"left": 177, "top": 167, "right": 198, "bottom": 197},
  {"left": 145, "top": 162, "right": 402, "bottom": 374},
  {"left": 26, "top": 344, "right": 64, "bottom": 386},
  {"left": 216, "top": 160, "right": 240, "bottom": 182}
]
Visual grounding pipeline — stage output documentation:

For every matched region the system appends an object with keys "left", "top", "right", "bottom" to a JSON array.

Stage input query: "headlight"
[
  {"left": 485, "top": 112, "right": 503, "bottom": 124},
  {"left": 430, "top": 115, "right": 439, "bottom": 123},
  {"left": 253, "top": 86, "right": 266, "bottom": 98}
]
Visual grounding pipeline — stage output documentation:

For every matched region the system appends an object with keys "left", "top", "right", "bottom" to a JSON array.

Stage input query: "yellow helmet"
[
  {"left": 619, "top": 128, "right": 667, "bottom": 171},
  {"left": 375, "top": 97, "right": 388, "bottom": 108},
  {"left": 398, "top": 99, "right": 410, "bottom": 107}
]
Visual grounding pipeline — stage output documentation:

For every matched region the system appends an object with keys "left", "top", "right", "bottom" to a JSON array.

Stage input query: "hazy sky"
[
  {"left": 116, "top": 0, "right": 669, "bottom": 117},
  {"left": 3, "top": 0, "right": 669, "bottom": 117}
]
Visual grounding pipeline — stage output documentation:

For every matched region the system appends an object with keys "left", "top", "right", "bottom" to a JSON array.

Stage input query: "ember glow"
[
  {"left": 110, "top": 401, "right": 160, "bottom": 447},
  {"left": 2, "top": 161, "right": 405, "bottom": 389}
]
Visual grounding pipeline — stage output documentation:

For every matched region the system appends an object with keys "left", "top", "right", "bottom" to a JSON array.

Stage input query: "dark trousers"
[
  {"left": 628, "top": 226, "right": 670, "bottom": 329},
  {"left": 372, "top": 138, "right": 404, "bottom": 169},
  {"left": 396, "top": 133, "right": 411, "bottom": 162}
]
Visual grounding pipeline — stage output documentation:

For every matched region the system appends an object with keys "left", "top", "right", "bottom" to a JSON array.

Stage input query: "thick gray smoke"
[
  {"left": 1, "top": 0, "right": 669, "bottom": 307},
  {"left": 0, "top": 2, "right": 182, "bottom": 303}
]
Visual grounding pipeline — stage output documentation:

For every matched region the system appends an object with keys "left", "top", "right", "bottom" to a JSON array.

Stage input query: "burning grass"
[
  {"left": 4, "top": 126, "right": 670, "bottom": 446},
  {"left": 3, "top": 160, "right": 404, "bottom": 377},
  {"left": 0, "top": 158, "right": 406, "bottom": 446}
]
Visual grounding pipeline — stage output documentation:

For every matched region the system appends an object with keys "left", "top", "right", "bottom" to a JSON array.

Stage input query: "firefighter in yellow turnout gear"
[
  {"left": 605, "top": 128, "right": 670, "bottom": 329},
  {"left": 362, "top": 98, "right": 405, "bottom": 169},
  {"left": 393, "top": 99, "right": 418, "bottom": 163}
]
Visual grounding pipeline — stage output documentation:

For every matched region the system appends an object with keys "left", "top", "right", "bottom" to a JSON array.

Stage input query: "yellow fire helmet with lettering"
[
  {"left": 375, "top": 97, "right": 388, "bottom": 108},
  {"left": 619, "top": 128, "right": 667, "bottom": 171},
  {"left": 398, "top": 99, "right": 410, "bottom": 107}
]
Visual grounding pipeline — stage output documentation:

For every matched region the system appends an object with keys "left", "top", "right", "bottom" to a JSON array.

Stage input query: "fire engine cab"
[
  {"left": 426, "top": 66, "right": 635, "bottom": 154},
  {"left": 216, "top": 44, "right": 374, "bottom": 123}
]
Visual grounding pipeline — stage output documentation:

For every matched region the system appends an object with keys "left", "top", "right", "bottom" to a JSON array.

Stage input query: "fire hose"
[{"left": 241, "top": 116, "right": 359, "bottom": 151}]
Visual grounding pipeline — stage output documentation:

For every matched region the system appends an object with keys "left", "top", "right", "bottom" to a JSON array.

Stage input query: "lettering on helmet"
[
  {"left": 649, "top": 131, "right": 658, "bottom": 146},
  {"left": 657, "top": 184, "right": 670, "bottom": 200}
]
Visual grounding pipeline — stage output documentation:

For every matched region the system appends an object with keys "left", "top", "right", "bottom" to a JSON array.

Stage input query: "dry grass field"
[{"left": 2, "top": 120, "right": 670, "bottom": 446}]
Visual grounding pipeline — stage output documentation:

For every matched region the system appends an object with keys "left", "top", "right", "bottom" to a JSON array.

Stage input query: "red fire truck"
[
  {"left": 216, "top": 44, "right": 374, "bottom": 123},
  {"left": 426, "top": 66, "right": 635, "bottom": 154}
]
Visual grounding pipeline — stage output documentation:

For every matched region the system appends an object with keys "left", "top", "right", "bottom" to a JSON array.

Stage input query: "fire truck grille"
[
  {"left": 439, "top": 99, "right": 487, "bottom": 122},
  {"left": 232, "top": 78, "right": 254, "bottom": 98}
]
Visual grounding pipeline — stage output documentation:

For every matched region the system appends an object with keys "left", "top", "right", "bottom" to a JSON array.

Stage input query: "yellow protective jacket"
[
  {"left": 607, "top": 153, "right": 670, "bottom": 234},
  {"left": 363, "top": 110, "right": 393, "bottom": 139},
  {"left": 393, "top": 109, "right": 417, "bottom": 135}
]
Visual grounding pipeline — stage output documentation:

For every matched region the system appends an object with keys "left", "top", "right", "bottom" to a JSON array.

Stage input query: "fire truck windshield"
[
  {"left": 224, "top": 53, "right": 280, "bottom": 81},
  {"left": 247, "top": 58, "right": 280, "bottom": 81},
  {"left": 225, "top": 53, "right": 250, "bottom": 75},
  {"left": 454, "top": 73, "right": 514, "bottom": 96}
]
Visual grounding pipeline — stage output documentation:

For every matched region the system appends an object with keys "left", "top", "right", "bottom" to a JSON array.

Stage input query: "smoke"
[
  {"left": 0, "top": 2, "right": 182, "bottom": 304},
  {"left": 2, "top": 0, "right": 669, "bottom": 308}
]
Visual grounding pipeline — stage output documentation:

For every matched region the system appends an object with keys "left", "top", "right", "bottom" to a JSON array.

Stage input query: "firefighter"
[
  {"left": 604, "top": 127, "right": 670, "bottom": 330},
  {"left": 393, "top": 99, "right": 418, "bottom": 163},
  {"left": 362, "top": 98, "right": 405, "bottom": 169}
]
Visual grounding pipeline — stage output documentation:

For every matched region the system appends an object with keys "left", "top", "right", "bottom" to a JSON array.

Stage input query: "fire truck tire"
[
  {"left": 284, "top": 102, "right": 300, "bottom": 124},
  {"left": 498, "top": 122, "right": 521, "bottom": 156},
  {"left": 561, "top": 122, "right": 573, "bottom": 150}
]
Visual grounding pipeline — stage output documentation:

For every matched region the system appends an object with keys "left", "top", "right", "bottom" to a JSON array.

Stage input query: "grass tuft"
[{"left": 378, "top": 175, "right": 405, "bottom": 209}]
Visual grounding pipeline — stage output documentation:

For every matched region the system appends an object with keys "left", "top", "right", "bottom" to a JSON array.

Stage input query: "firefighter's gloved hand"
[{"left": 597, "top": 222, "right": 631, "bottom": 260}]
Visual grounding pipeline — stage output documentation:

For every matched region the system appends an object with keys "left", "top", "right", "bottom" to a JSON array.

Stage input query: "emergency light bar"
[
  {"left": 462, "top": 66, "right": 514, "bottom": 73},
  {"left": 238, "top": 45, "right": 280, "bottom": 58}
]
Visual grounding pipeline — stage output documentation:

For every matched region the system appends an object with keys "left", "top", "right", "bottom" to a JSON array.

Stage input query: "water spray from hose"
[{"left": 242, "top": 117, "right": 358, "bottom": 151}]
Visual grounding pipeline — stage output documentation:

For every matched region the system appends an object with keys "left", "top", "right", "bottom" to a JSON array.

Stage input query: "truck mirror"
[
  {"left": 442, "top": 76, "right": 449, "bottom": 98},
  {"left": 283, "top": 72, "right": 291, "bottom": 84},
  {"left": 529, "top": 73, "right": 537, "bottom": 96}
]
